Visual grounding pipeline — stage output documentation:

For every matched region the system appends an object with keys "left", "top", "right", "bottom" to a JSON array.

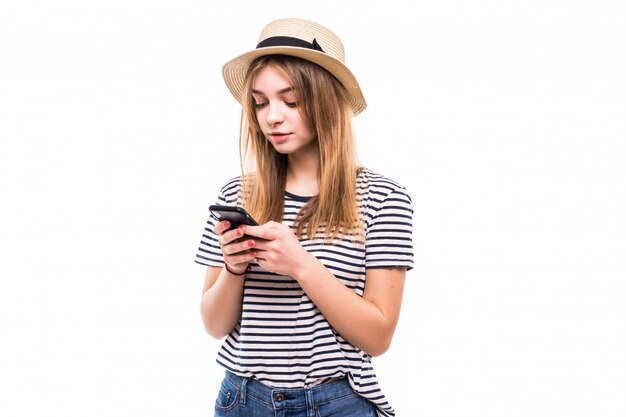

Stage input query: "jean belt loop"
[
  {"left": 305, "top": 388, "right": 315, "bottom": 417},
  {"left": 239, "top": 376, "right": 248, "bottom": 407}
]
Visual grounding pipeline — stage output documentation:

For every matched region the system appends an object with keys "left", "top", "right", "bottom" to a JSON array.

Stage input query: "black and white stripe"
[{"left": 195, "top": 168, "right": 414, "bottom": 417}]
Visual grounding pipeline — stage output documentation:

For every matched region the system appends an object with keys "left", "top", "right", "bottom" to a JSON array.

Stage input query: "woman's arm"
[
  {"left": 200, "top": 266, "right": 245, "bottom": 339},
  {"left": 200, "top": 222, "right": 257, "bottom": 339},
  {"left": 242, "top": 222, "right": 406, "bottom": 357},
  {"left": 296, "top": 259, "right": 406, "bottom": 357}
]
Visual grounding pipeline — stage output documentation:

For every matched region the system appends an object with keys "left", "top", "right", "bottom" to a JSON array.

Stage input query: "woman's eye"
[
  {"left": 254, "top": 102, "right": 268, "bottom": 109},
  {"left": 285, "top": 101, "right": 297, "bottom": 108}
]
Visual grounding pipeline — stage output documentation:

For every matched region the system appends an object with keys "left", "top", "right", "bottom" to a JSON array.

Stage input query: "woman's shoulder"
[
  {"left": 219, "top": 175, "right": 243, "bottom": 191},
  {"left": 357, "top": 167, "right": 414, "bottom": 231},
  {"left": 216, "top": 175, "right": 244, "bottom": 205},
  {"left": 357, "top": 167, "right": 411, "bottom": 197}
]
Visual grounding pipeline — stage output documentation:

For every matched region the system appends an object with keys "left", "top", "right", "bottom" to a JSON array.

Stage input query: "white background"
[{"left": 1, "top": 1, "right": 625, "bottom": 416}]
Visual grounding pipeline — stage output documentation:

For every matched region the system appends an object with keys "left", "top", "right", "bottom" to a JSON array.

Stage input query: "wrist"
[
  {"left": 292, "top": 252, "right": 320, "bottom": 282},
  {"left": 224, "top": 263, "right": 249, "bottom": 276}
]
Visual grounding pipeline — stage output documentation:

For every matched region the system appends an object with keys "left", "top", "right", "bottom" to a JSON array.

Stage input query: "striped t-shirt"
[{"left": 195, "top": 168, "right": 414, "bottom": 417}]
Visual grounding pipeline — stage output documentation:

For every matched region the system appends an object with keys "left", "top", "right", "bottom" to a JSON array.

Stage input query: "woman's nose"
[{"left": 266, "top": 101, "right": 284, "bottom": 125}]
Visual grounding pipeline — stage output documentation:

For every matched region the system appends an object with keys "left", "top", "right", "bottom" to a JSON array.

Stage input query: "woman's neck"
[{"left": 286, "top": 153, "right": 319, "bottom": 197}]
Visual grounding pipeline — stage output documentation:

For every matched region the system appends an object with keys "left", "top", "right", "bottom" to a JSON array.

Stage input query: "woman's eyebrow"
[{"left": 251, "top": 87, "right": 294, "bottom": 95}]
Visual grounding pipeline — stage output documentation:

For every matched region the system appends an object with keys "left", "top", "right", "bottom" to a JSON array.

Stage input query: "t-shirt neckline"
[{"left": 285, "top": 191, "right": 314, "bottom": 202}]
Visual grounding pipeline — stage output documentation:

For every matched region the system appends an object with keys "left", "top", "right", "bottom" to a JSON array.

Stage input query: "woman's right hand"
[{"left": 216, "top": 220, "right": 257, "bottom": 275}]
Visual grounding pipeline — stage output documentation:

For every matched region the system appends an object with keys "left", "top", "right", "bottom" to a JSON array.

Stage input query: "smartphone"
[{"left": 209, "top": 205, "right": 259, "bottom": 231}]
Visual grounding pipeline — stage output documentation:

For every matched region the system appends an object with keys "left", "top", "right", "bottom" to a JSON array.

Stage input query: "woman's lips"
[{"left": 270, "top": 133, "right": 289, "bottom": 143}]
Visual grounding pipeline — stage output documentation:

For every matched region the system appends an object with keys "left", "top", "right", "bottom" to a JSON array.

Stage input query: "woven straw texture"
[{"left": 222, "top": 18, "right": 366, "bottom": 115}]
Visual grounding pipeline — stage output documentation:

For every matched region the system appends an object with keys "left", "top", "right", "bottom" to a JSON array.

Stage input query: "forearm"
[
  {"left": 200, "top": 268, "right": 245, "bottom": 339},
  {"left": 294, "top": 256, "right": 400, "bottom": 357}
]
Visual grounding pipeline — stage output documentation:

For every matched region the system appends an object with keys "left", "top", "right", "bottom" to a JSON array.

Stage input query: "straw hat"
[{"left": 222, "top": 18, "right": 367, "bottom": 115}]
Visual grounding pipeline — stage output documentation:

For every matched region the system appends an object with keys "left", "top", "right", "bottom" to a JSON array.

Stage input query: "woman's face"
[{"left": 251, "top": 65, "right": 317, "bottom": 158}]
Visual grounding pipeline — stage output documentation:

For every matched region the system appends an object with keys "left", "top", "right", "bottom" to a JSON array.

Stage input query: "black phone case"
[{"left": 209, "top": 205, "right": 259, "bottom": 230}]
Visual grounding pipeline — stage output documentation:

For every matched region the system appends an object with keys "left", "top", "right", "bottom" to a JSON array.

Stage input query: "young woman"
[{"left": 195, "top": 18, "right": 414, "bottom": 417}]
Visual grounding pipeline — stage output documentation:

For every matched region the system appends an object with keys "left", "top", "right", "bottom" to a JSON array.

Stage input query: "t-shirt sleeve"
[
  {"left": 194, "top": 178, "right": 241, "bottom": 267},
  {"left": 365, "top": 186, "right": 414, "bottom": 270}
]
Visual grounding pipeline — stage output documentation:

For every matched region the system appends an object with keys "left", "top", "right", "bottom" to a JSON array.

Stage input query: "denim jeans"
[{"left": 214, "top": 371, "right": 378, "bottom": 417}]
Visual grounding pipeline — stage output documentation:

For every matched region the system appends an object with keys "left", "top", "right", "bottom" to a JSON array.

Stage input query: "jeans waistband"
[{"left": 224, "top": 371, "right": 352, "bottom": 409}]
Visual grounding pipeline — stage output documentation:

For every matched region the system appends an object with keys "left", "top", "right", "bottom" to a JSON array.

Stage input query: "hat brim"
[{"left": 222, "top": 46, "right": 367, "bottom": 116}]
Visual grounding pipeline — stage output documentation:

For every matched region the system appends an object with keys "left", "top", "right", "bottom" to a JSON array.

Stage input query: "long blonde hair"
[{"left": 239, "top": 55, "right": 362, "bottom": 240}]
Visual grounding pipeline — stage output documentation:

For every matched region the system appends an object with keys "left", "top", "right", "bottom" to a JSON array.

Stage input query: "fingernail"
[{"left": 248, "top": 240, "right": 255, "bottom": 248}]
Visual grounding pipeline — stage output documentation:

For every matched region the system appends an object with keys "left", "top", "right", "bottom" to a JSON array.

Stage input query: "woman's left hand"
[{"left": 241, "top": 221, "right": 314, "bottom": 278}]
